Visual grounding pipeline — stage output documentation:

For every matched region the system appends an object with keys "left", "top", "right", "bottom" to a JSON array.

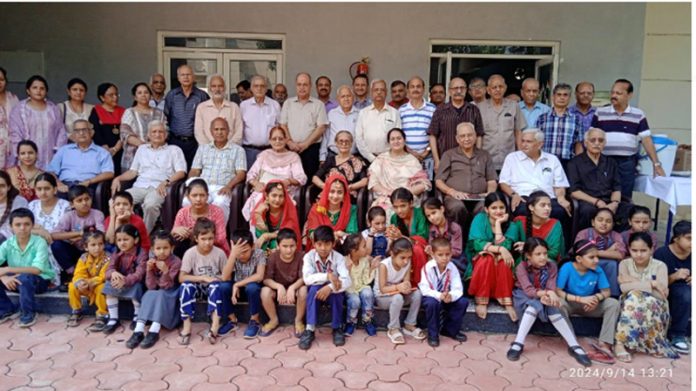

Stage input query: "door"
[
  {"left": 223, "top": 53, "right": 283, "bottom": 98},
  {"left": 535, "top": 58, "right": 555, "bottom": 105},
  {"left": 163, "top": 51, "right": 223, "bottom": 94}
]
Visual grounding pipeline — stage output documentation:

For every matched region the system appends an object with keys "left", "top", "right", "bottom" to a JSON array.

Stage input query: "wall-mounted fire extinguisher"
[{"left": 349, "top": 57, "right": 370, "bottom": 79}]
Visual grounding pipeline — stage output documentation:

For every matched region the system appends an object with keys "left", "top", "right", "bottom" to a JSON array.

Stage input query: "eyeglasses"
[
  {"left": 73, "top": 128, "right": 91, "bottom": 133},
  {"left": 587, "top": 137, "right": 605, "bottom": 143},
  {"left": 470, "top": 84, "right": 485, "bottom": 89},
  {"left": 336, "top": 139, "right": 352, "bottom": 145},
  {"left": 152, "top": 81, "right": 165, "bottom": 85}
]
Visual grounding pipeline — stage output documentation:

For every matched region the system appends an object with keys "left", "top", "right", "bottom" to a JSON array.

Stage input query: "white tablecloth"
[{"left": 634, "top": 175, "right": 692, "bottom": 214}]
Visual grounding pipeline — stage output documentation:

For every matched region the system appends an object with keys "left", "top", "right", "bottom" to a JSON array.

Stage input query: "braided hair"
[
  {"left": 525, "top": 191, "right": 551, "bottom": 240},
  {"left": 0, "top": 171, "right": 20, "bottom": 230},
  {"left": 390, "top": 187, "right": 414, "bottom": 237}
]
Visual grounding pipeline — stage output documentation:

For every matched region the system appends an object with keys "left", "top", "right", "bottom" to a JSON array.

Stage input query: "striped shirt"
[
  {"left": 164, "top": 87, "right": 210, "bottom": 137},
  {"left": 427, "top": 102, "right": 484, "bottom": 156},
  {"left": 537, "top": 109, "right": 584, "bottom": 160},
  {"left": 400, "top": 100, "right": 436, "bottom": 152},
  {"left": 591, "top": 105, "right": 651, "bottom": 156}
]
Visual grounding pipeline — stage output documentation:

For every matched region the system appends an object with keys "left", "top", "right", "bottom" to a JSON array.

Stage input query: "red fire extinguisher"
[{"left": 349, "top": 57, "right": 370, "bottom": 79}]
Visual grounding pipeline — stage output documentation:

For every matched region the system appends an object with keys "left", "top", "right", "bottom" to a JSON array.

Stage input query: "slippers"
[
  {"left": 207, "top": 328, "right": 218, "bottom": 345},
  {"left": 590, "top": 342, "right": 615, "bottom": 358},
  {"left": 403, "top": 327, "right": 426, "bottom": 340},
  {"left": 388, "top": 329, "right": 405, "bottom": 344},
  {"left": 178, "top": 332, "right": 191, "bottom": 346},
  {"left": 588, "top": 343, "right": 616, "bottom": 365},
  {"left": 259, "top": 323, "right": 278, "bottom": 337},
  {"left": 294, "top": 322, "right": 305, "bottom": 338}
]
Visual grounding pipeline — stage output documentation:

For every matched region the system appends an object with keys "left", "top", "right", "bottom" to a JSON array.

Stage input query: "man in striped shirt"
[{"left": 400, "top": 76, "right": 437, "bottom": 179}]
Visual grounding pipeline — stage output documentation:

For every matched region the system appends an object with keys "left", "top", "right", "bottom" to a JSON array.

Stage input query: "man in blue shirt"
[{"left": 519, "top": 78, "right": 551, "bottom": 128}]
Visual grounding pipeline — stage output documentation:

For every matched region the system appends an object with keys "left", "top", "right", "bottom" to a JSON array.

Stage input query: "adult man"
[
  {"left": 149, "top": 73, "right": 166, "bottom": 111},
  {"left": 48, "top": 119, "right": 114, "bottom": 198},
  {"left": 322, "top": 85, "right": 358, "bottom": 161},
  {"left": 428, "top": 77, "right": 484, "bottom": 171},
  {"left": 389, "top": 80, "right": 408, "bottom": 109},
  {"left": 569, "top": 81, "right": 596, "bottom": 132},
  {"left": 536, "top": 83, "right": 584, "bottom": 169},
  {"left": 187, "top": 117, "right": 247, "bottom": 225},
  {"left": 241, "top": 75, "right": 281, "bottom": 167},
  {"left": 400, "top": 76, "right": 436, "bottom": 179},
  {"left": 316, "top": 76, "right": 337, "bottom": 113},
  {"left": 519, "top": 78, "right": 551, "bottom": 128},
  {"left": 468, "top": 77, "right": 487, "bottom": 105},
  {"left": 429, "top": 83, "right": 446, "bottom": 107},
  {"left": 435, "top": 122, "right": 497, "bottom": 228},
  {"left": 352, "top": 74, "right": 372, "bottom": 110},
  {"left": 280, "top": 72, "right": 329, "bottom": 177},
  {"left": 194, "top": 75, "right": 243, "bottom": 146},
  {"left": 567, "top": 127, "right": 626, "bottom": 231},
  {"left": 354, "top": 79, "right": 401, "bottom": 162},
  {"left": 591, "top": 79, "right": 665, "bottom": 201},
  {"left": 164, "top": 64, "right": 210, "bottom": 169},
  {"left": 478, "top": 74, "right": 527, "bottom": 170},
  {"left": 236, "top": 80, "right": 252, "bottom": 101},
  {"left": 111, "top": 120, "right": 187, "bottom": 233},
  {"left": 272, "top": 83, "right": 288, "bottom": 107}
]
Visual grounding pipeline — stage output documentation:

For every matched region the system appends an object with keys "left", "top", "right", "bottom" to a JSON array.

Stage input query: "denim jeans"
[
  {"left": 346, "top": 287, "right": 375, "bottom": 322},
  {"left": 0, "top": 274, "right": 49, "bottom": 320}
]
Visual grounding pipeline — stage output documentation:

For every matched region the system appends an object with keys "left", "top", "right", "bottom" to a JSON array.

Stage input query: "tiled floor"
[{"left": 1, "top": 314, "right": 690, "bottom": 391}]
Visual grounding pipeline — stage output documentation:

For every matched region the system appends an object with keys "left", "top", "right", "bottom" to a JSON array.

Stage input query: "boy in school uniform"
[{"left": 299, "top": 225, "right": 352, "bottom": 350}]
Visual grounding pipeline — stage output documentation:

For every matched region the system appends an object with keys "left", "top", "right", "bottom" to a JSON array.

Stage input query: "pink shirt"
[
  {"left": 173, "top": 204, "right": 230, "bottom": 254},
  {"left": 194, "top": 99, "right": 243, "bottom": 146}
]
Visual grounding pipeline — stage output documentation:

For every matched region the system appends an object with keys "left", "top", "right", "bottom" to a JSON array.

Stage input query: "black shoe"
[
  {"left": 103, "top": 321, "right": 120, "bottom": 335},
  {"left": 130, "top": 319, "right": 137, "bottom": 331},
  {"left": 443, "top": 330, "right": 468, "bottom": 342},
  {"left": 568, "top": 346, "right": 592, "bottom": 367},
  {"left": 126, "top": 332, "right": 144, "bottom": 349},
  {"left": 140, "top": 332, "right": 160, "bottom": 349},
  {"left": 428, "top": 336, "right": 440, "bottom": 347},
  {"left": 507, "top": 342, "right": 524, "bottom": 361},
  {"left": 332, "top": 328, "right": 346, "bottom": 347},
  {"left": 298, "top": 330, "right": 315, "bottom": 350}
]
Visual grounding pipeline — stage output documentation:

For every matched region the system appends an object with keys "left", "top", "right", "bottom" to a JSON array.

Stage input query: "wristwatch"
[{"left": 653, "top": 161, "right": 662, "bottom": 167}]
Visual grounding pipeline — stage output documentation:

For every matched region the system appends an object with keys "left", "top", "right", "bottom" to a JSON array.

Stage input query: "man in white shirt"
[
  {"left": 354, "top": 79, "right": 402, "bottom": 162},
  {"left": 322, "top": 85, "right": 358, "bottom": 161},
  {"left": 240, "top": 75, "right": 281, "bottom": 167}
]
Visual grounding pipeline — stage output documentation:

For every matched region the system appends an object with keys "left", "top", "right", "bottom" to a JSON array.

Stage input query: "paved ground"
[{"left": 0, "top": 314, "right": 690, "bottom": 391}]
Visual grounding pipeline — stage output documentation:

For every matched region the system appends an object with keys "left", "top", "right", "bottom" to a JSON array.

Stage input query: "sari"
[
  {"left": 250, "top": 180, "right": 301, "bottom": 251},
  {"left": 304, "top": 174, "right": 358, "bottom": 250}
]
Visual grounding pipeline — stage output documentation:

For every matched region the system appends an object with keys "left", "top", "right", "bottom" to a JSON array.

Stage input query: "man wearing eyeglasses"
[
  {"left": 149, "top": 73, "right": 167, "bottom": 111},
  {"left": 536, "top": 83, "right": 584, "bottom": 171}
]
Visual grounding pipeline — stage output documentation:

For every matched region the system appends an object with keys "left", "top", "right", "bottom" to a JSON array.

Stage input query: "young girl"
[
  {"left": 342, "top": 234, "right": 377, "bottom": 336},
  {"left": 508, "top": 237, "right": 591, "bottom": 367},
  {"left": 362, "top": 206, "right": 389, "bottom": 259},
  {"left": 423, "top": 197, "right": 464, "bottom": 271},
  {"left": 574, "top": 208, "right": 626, "bottom": 297},
  {"left": 374, "top": 238, "right": 426, "bottom": 344},
  {"left": 387, "top": 188, "right": 429, "bottom": 287},
  {"left": 7, "top": 140, "right": 41, "bottom": 201},
  {"left": 506, "top": 190, "right": 565, "bottom": 264},
  {"left": 620, "top": 205, "right": 658, "bottom": 251},
  {"left": 465, "top": 192, "right": 516, "bottom": 320},
  {"left": 67, "top": 230, "right": 110, "bottom": 330},
  {"left": 105, "top": 191, "right": 151, "bottom": 253},
  {"left": 126, "top": 231, "right": 181, "bottom": 349},
  {"left": 251, "top": 180, "right": 301, "bottom": 252},
  {"left": 101, "top": 224, "right": 147, "bottom": 334},
  {"left": 615, "top": 232, "right": 679, "bottom": 361},
  {"left": 304, "top": 173, "right": 359, "bottom": 250},
  {"left": 0, "top": 170, "right": 28, "bottom": 244}
]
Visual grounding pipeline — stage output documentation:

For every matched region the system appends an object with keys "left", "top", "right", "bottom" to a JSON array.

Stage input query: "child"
[
  {"left": 654, "top": 220, "right": 691, "bottom": 354},
  {"left": 178, "top": 218, "right": 234, "bottom": 345},
  {"left": 418, "top": 237, "right": 468, "bottom": 347},
  {"left": 375, "top": 238, "right": 426, "bottom": 344},
  {"left": 228, "top": 229, "right": 267, "bottom": 339},
  {"left": 506, "top": 190, "right": 565, "bottom": 264},
  {"left": 126, "top": 231, "right": 182, "bottom": 349},
  {"left": 342, "top": 233, "right": 377, "bottom": 337},
  {"left": 101, "top": 224, "right": 147, "bottom": 334},
  {"left": 260, "top": 228, "right": 306, "bottom": 338},
  {"left": 0, "top": 208, "right": 54, "bottom": 327},
  {"left": 620, "top": 205, "right": 658, "bottom": 251},
  {"left": 362, "top": 206, "right": 388, "bottom": 259},
  {"left": 508, "top": 237, "right": 590, "bottom": 366},
  {"left": 251, "top": 181, "right": 301, "bottom": 252},
  {"left": 67, "top": 230, "right": 110, "bottom": 330},
  {"left": 388, "top": 188, "right": 429, "bottom": 286},
  {"left": 299, "top": 225, "right": 351, "bottom": 350},
  {"left": 423, "top": 197, "right": 465, "bottom": 272},
  {"left": 574, "top": 208, "right": 626, "bottom": 297},
  {"left": 105, "top": 191, "right": 150, "bottom": 253},
  {"left": 556, "top": 240, "right": 620, "bottom": 364}
]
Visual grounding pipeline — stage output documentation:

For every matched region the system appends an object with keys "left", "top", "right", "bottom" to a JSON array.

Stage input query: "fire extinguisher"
[{"left": 349, "top": 57, "right": 370, "bottom": 79}]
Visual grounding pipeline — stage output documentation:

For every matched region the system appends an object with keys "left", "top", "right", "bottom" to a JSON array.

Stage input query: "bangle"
[{"left": 594, "top": 199, "right": 600, "bottom": 206}]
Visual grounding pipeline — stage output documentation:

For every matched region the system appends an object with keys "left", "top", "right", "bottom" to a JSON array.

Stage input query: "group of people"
[{"left": 0, "top": 65, "right": 690, "bottom": 365}]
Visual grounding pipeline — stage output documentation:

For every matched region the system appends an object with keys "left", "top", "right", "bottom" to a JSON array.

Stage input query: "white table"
[{"left": 634, "top": 175, "right": 692, "bottom": 242}]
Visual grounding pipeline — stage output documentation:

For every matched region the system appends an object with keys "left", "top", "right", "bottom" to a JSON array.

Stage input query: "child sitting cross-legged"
[{"left": 67, "top": 230, "right": 110, "bottom": 331}]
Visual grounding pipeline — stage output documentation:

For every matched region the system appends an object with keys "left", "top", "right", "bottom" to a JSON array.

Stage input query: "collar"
[
  {"left": 7, "top": 235, "right": 37, "bottom": 252},
  {"left": 312, "top": 250, "right": 335, "bottom": 267},
  {"left": 202, "top": 99, "right": 233, "bottom": 109},
  {"left": 291, "top": 96, "right": 316, "bottom": 103},
  {"left": 518, "top": 150, "right": 548, "bottom": 162},
  {"left": 332, "top": 106, "right": 358, "bottom": 115},
  {"left": 174, "top": 87, "right": 204, "bottom": 97},
  {"left": 404, "top": 100, "right": 429, "bottom": 110},
  {"left": 430, "top": 220, "right": 451, "bottom": 236},
  {"left": 455, "top": 146, "right": 480, "bottom": 158},
  {"left": 445, "top": 101, "right": 469, "bottom": 111},
  {"left": 520, "top": 101, "right": 546, "bottom": 111},
  {"left": 608, "top": 104, "right": 634, "bottom": 114},
  {"left": 570, "top": 104, "right": 595, "bottom": 114},
  {"left": 209, "top": 141, "right": 233, "bottom": 151},
  {"left": 145, "top": 143, "right": 169, "bottom": 151},
  {"left": 69, "top": 142, "right": 99, "bottom": 152},
  {"left": 368, "top": 103, "right": 391, "bottom": 112}
]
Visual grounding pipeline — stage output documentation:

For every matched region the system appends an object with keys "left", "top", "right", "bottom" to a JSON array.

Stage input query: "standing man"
[
  {"left": 519, "top": 77, "right": 551, "bottom": 128},
  {"left": 149, "top": 73, "right": 166, "bottom": 111},
  {"left": 569, "top": 81, "right": 596, "bottom": 132},
  {"left": 241, "top": 75, "right": 281, "bottom": 168},
  {"left": 468, "top": 77, "right": 487, "bottom": 106},
  {"left": 354, "top": 79, "right": 401, "bottom": 162},
  {"left": 352, "top": 74, "right": 371, "bottom": 110},
  {"left": 536, "top": 83, "right": 584, "bottom": 169},
  {"left": 400, "top": 76, "right": 436, "bottom": 179},
  {"left": 280, "top": 72, "right": 329, "bottom": 178},
  {"left": 389, "top": 80, "right": 408, "bottom": 109},
  {"left": 322, "top": 85, "right": 358, "bottom": 161},
  {"left": 316, "top": 76, "right": 337, "bottom": 113},
  {"left": 236, "top": 80, "right": 252, "bottom": 102},
  {"left": 429, "top": 83, "right": 446, "bottom": 108},
  {"left": 164, "top": 64, "right": 210, "bottom": 169},
  {"left": 194, "top": 75, "right": 243, "bottom": 146},
  {"left": 591, "top": 79, "right": 665, "bottom": 201},
  {"left": 273, "top": 83, "right": 288, "bottom": 107}
]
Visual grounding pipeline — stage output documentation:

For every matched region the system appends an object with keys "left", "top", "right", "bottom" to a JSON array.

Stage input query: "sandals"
[
  {"left": 294, "top": 322, "right": 305, "bottom": 338},
  {"left": 402, "top": 327, "right": 426, "bottom": 340},
  {"left": 588, "top": 342, "right": 617, "bottom": 365},
  {"left": 178, "top": 332, "right": 191, "bottom": 346},
  {"left": 207, "top": 328, "right": 219, "bottom": 345},
  {"left": 259, "top": 322, "right": 279, "bottom": 337},
  {"left": 67, "top": 313, "right": 82, "bottom": 328},
  {"left": 614, "top": 347, "right": 632, "bottom": 363},
  {"left": 388, "top": 329, "right": 405, "bottom": 345},
  {"left": 87, "top": 316, "right": 107, "bottom": 332}
]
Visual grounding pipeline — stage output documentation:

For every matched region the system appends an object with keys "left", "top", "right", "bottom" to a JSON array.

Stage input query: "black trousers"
[
  {"left": 300, "top": 143, "right": 321, "bottom": 179},
  {"left": 169, "top": 135, "right": 198, "bottom": 171}
]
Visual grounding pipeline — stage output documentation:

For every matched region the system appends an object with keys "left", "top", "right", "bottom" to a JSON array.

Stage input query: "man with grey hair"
[
  {"left": 322, "top": 85, "right": 358, "bottom": 161},
  {"left": 194, "top": 74, "right": 243, "bottom": 146},
  {"left": 519, "top": 77, "right": 551, "bottom": 128},
  {"left": 149, "top": 73, "right": 166, "bottom": 111},
  {"left": 536, "top": 83, "right": 584, "bottom": 170},
  {"left": 241, "top": 75, "right": 281, "bottom": 167},
  {"left": 272, "top": 83, "right": 288, "bottom": 107},
  {"left": 354, "top": 79, "right": 401, "bottom": 162},
  {"left": 111, "top": 120, "right": 187, "bottom": 232}
]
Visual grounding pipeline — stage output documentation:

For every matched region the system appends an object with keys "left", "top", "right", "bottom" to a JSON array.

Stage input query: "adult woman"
[
  {"left": 367, "top": 128, "right": 430, "bottom": 218},
  {"left": 6, "top": 140, "right": 42, "bottom": 201},
  {"left": 0, "top": 170, "right": 29, "bottom": 243},
  {"left": 313, "top": 131, "right": 368, "bottom": 200},
  {"left": 242, "top": 126, "right": 307, "bottom": 221},
  {"left": 0, "top": 67, "right": 19, "bottom": 169},
  {"left": 9, "top": 75, "right": 67, "bottom": 169},
  {"left": 58, "top": 78, "right": 94, "bottom": 142},
  {"left": 304, "top": 173, "right": 359, "bottom": 250},
  {"left": 251, "top": 180, "right": 301, "bottom": 251},
  {"left": 89, "top": 82, "right": 125, "bottom": 174},
  {"left": 120, "top": 82, "right": 167, "bottom": 171}
]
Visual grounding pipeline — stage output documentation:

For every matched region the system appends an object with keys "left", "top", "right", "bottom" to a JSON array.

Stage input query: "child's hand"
[
  {"left": 546, "top": 291, "right": 561, "bottom": 307},
  {"left": 276, "top": 286, "right": 287, "bottom": 305},
  {"left": 156, "top": 261, "right": 168, "bottom": 273},
  {"left": 171, "top": 226, "right": 190, "bottom": 240},
  {"left": 316, "top": 284, "right": 332, "bottom": 301},
  {"left": 147, "top": 259, "right": 157, "bottom": 270},
  {"left": 286, "top": 287, "right": 296, "bottom": 305},
  {"left": 255, "top": 234, "right": 268, "bottom": 249},
  {"left": 76, "top": 280, "right": 89, "bottom": 292},
  {"left": 229, "top": 238, "right": 248, "bottom": 258},
  {"left": 117, "top": 210, "right": 131, "bottom": 223},
  {"left": 496, "top": 213, "right": 509, "bottom": 225},
  {"left": 499, "top": 247, "right": 515, "bottom": 268},
  {"left": 231, "top": 284, "right": 240, "bottom": 304},
  {"left": 443, "top": 292, "right": 452, "bottom": 303},
  {"left": 513, "top": 241, "right": 524, "bottom": 253},
  {"left": 439, "top": 292, "right": 447, "bottom": 301},
  {"left": 424, "top": 245, "right": 433, "bottom": 257},
  {"left": 370, "top": 257, "right": 381, "bottom": 270},
  {"left": 1, "top": 275, "right": 20, "bottom": 291}
]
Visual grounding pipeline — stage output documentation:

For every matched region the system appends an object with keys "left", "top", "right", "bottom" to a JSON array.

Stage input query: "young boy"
[
  {"left": 0, "top": 208, "right": 55, "bottom": 327},
  {"left": 260, "top": 228, "right": 306, "bottom": 338},
  {"left": 67, "top": 230, "right": 110, "bottom": 331},
  {"left": 418, "top": 237, "right": 469, "bottom": 347},
  {"left": 225, "top": 229, "right": 267, "bottom": 339},
  {"left": 105, "top": 191, "right": 151, "bottom": 253},
  {"left": 299, "top": 225, "right": 352, "bottom": 350},
  {"left": 178, "top": 218, "right": 233, "bottom": 345}
]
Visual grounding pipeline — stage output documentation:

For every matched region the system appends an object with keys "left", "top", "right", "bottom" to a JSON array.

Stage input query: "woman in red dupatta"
[
  {"left": 251, "top": 180, "right": 301, "bottom": 252},
  {"left": 89, "top": 82, "right": 125, "bottom": 173},
  {"left": 304, "top": 174, "right": 358, "bottom": 250}
]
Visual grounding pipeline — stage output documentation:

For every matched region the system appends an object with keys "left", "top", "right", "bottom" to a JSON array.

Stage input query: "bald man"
[{"left": 519, "top": 77, "right": 550, "bottom": 128}]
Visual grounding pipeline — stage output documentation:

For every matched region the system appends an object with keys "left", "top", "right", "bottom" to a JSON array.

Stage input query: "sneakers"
[
  {"left": 344, "top": 322, "right": 356, "bottom": 336},
  {"left": 126, "top": 332, "right": 144, "bottom": 349},
  {"left": 0, "top": 311, "right": 20, "bottom": 324},
  {"left": 298, "top": 330, "right": 315, "bottom": 350},
  {"left": 18, "top": 313, "right": 36, "bottom": 328},
  {"left": 218, "top": 320, "right": 236, "bottom": 336},
  {"left": 140, "top": 332, "right": 160, "bottom": 349},
  {"left": 428, "top": 336, "right": 440, "bottom": 347},
  {"left": 364, "top": 319, "right": 377, "bottom": 336},
  {"left": 244, "top": 320, "right": 260, "bottom": 339},
  {"left": 333, "top": 327, "right": 346, "bottom": 346},
  {"left": 672, "top": 337, "right": 690, "bottom": 354}
]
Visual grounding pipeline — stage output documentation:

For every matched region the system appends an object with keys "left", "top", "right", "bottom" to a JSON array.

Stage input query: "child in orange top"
[{"left": 67, "top": 230, "right": 110, "bottom": 331}]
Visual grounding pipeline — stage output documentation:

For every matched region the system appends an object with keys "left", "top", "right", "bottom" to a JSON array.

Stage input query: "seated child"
[
  {"left": 251, "top": 181, "right": 301, "bottom": 252},
  {"left": 387, "top": 188, "right": 429, "bottom": 287},
  {"left": 375, "top": 238, "right": 426, "bottom": 345},
  {"left": 299, "top": 225, "right": 351, "bottom": 350},
  {"left": 508, "top": 237, "right": 590, "bottom": 366},
  {"left": 125, "top": 231, "right": 182, "bottom": 349},
  {"left": 0, "top": 208, "right": 55, "bottom": 327},
  {"left": 105, "top": 191, "right": 151, "bottom": 253},
  {"left": 228, "top": 229, "right": 267, "bottom": 339},
  {"left": 342, "top": 233, "right": 377, "bottom": 337},
  {"left": 102, "top": 224, "right": 147, "bottom": 334},
  {"left": 362, "top": 206, "right": 389, "bottom": 259},
  {"left": 418, "top": 237, "right": 468, "bottom": 347},
  {"left": 620, "top": 205, "right": 658, "bottom": 250},
  {"left": 67, "top": 230, "right": 110, "bottom": 331},
  {"left": 260, "top": 228, "right": 307, "bottom": 338},
  {"left": 423, "top": 197, "right": 465, "bottom": 272}
]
